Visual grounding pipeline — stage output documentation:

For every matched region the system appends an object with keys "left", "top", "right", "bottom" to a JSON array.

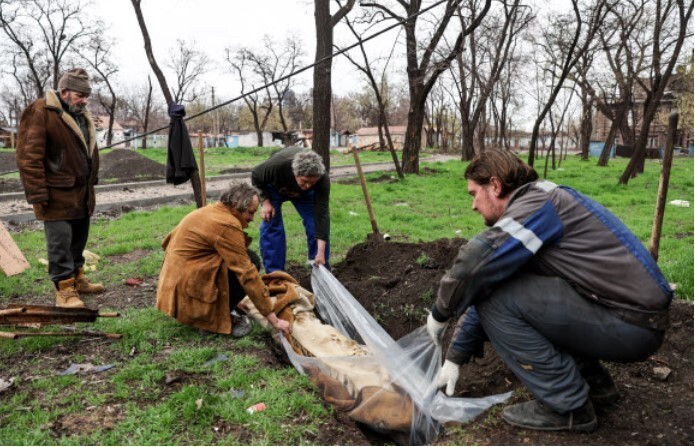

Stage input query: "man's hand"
[
  {"left": 266, "top": 312, "right": 292, "bottom": 335},
  {"left": 313, "top": 240, "right": 327, "bottom": 268},
  {"left": 260, "top": 200, "right": 275, "bottom": 222},
  {"left": 427, "top": 312, "right": 447, "bottom": 345},
  {"left": 436, "top": 360, "right": 461, "bottom": 396}
]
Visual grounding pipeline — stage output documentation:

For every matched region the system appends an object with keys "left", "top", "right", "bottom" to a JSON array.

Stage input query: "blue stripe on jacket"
[{"left": 560, "top": 186, "right": 673, "bottom": 301}]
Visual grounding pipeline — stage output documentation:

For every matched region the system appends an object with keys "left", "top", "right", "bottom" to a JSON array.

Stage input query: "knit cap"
[{"left": 58, "top": 68, "right": 91, "bottom": 95}]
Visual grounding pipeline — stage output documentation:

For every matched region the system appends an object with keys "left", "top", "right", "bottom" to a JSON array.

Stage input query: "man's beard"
[{"left": 68, "top": 103, "right": 86, "bottom": 114}]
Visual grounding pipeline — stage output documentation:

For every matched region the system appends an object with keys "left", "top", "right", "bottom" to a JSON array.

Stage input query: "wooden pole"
[
  {"left": 351, "top": 146, "right": 380, "bottom": 238},
  {"left": 649, "top": 112, "right": 679, "bottom": 261},
  {"left": 198, "top": 130, "right": 207, "bottom": 206},
  {"left": 10, "top": 131, "right": 14, "bottom": 148}
]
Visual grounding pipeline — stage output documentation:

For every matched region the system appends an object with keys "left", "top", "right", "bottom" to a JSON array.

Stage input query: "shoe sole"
[{"left": 501, "top": 414, "right": 598, "bottom": 433}]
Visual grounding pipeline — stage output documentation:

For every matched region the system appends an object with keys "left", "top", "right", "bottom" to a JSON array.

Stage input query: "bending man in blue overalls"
[{"left": 251, "top": 147, "right": 330, "bottom": 273}]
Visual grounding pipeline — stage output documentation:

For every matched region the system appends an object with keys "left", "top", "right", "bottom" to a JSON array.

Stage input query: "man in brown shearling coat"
[
  {"left": 156, "top": 183, "right": 291, "bottom": 336},
  {"left": 16, "top": 68, "right": 104, "bottom": 308}
]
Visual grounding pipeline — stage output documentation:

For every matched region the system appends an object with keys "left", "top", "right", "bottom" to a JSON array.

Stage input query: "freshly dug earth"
[
  {"left": 4, "top": 238, "right": 693, "bottom": 445},
  {"left": 289, "top": 237, "right": 694, "bottom": 446},
  {"left": 99, "top": 149, "right": 165, "bottom": 182},
  {"left": 0, "top": 152, "right": 21, "bottom": 193},
  {"left": 1, "top": 149, "right": 167, "bottom": 194}
]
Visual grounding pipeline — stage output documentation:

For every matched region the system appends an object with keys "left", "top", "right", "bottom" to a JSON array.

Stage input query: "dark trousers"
[
  {"left": 227, "top": 249, "right": 261, "bottom": 311},
  {"left": 476, "top": 274, "right": 664, "bottom": 413},
  {"left": 259, "top": 185, "right": 330, "bottom": 273},
  {"left": 44, "top": 216, "right": 91, "bottom": 284}
]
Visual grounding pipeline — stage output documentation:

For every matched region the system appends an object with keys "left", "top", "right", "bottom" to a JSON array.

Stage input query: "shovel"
[{"left": 0, "top": 305, "right": 119, "bottom": 325}]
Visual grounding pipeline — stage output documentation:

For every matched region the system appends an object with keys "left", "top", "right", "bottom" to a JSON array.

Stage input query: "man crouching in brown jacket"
[
  {"left": 16, "top": 68, "right": 104, "bottom": 308},
  {"left": 156, "top": 183, "right": 291, "bottom": 337}
]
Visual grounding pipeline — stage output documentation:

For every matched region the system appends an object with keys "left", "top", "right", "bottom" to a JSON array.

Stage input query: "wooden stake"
[
  {"left": 0, "top": 223, "right": 30, "bottom": 276},
  {"left": 649, "top": 112, "right": 679, "bottom": 261},
  {"left": 198, "top": 130, "right": 207, "bottom": 206},
  {"left": 351, "top": 146, "right": 380, "bottom": 238}
]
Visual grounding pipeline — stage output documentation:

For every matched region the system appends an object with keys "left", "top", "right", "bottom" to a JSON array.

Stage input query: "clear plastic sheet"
[{"left": 252, "top": 266, "right": 511, "bottom": 445}]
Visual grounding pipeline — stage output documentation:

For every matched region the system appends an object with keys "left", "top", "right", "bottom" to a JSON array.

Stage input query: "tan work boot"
[
  {"left": 55, "top": 278, "right": 85, "bottom": 308},
  {"left": 75, "top": 267, "right": 105, "bottom": 294}
]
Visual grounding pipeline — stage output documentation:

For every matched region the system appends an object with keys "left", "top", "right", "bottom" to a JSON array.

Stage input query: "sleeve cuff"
[{"left": 430, "top": 305, "right": 448, "bottom": 323}]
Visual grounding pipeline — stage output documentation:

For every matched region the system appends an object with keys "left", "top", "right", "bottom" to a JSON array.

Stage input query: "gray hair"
[
  {"left": 219, "top": 182, "right": 259, "bottom": 212},
  {"left": 292, "top": 149, "right": 326, "bottom": 177}
]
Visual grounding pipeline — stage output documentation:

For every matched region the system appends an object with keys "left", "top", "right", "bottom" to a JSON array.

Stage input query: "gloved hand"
[
  {"left": 426, "top": 312, "right": 447, "bottom": 345},
  {"left": 436, "top": 359, "right": 461, "bottom": 396}
]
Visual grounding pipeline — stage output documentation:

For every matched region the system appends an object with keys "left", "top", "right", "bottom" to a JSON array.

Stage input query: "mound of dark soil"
[
  {"left": 289, "top": 237, "right": 693, "bottom": 445},
  {"left": 219, "top": 167, "right": 251, "bottom": 174},
  {"left": 0, "top": 178, "right": 22, "bottom": 194},
  {"left": 0, "top": 152, "right": 23, "bottom": 193},
  {"left": 99, "top": 149, "right": 165, "bottom": 182},
  {"left": 0, "top": 152, "right": 17, "bottom": 174}
]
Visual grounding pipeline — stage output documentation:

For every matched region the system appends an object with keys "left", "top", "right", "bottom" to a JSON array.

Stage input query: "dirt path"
[{"left": 0, "top": 154, "right": 457, "bottom": 221}]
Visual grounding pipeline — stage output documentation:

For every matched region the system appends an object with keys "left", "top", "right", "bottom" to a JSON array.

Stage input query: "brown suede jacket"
[
  {"left": 15, "top": 89, "right": 99, "bottom": 221},
  {"left": 156, "top": 202, "right": 274, "bottom": 334}
]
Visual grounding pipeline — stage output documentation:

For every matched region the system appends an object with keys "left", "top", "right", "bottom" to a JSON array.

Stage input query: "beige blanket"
[{"left": 241, "top": 272, "right": 413, "bottom": 432}]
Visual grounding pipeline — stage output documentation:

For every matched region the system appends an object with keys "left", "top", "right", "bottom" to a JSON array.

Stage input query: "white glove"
[
  {"left": 426, "top": 312, "right": 447, "bottom": 345},
  {"left": 436, "top": 359, "right": 461, "bottom": 396}
]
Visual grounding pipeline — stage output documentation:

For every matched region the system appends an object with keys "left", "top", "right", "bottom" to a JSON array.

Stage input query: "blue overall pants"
[{"left": 259, "top": 185, "right": 330, "bottom": 273}]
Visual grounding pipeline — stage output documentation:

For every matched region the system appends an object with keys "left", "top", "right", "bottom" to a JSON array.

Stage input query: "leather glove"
[
  {"left": 426, "top": 312, "right": 447, "bottom": 345},
  {"left": 436, "top": 359, "right": 461, "bottom": 396}
]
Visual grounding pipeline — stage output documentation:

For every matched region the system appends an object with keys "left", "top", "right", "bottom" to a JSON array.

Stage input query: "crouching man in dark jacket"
[
  {"left": 426, "top": 150, "right": 671, "bottom": 432},
  {"left": 16, "top": 68, "right": 104, "bottom": 308}
]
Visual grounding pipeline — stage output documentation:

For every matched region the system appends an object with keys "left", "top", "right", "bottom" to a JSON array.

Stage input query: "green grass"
[
  {"left": 0, "top": 155, "right": 692, "bottom": 445},
  {"left": 2, "top": 156, "right": 692, "bottom": 299},
  {"left": 0, "top": 309, "right": 333, "bottom": 445}
]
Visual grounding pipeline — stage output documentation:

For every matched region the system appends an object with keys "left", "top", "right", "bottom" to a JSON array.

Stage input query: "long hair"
[{"left": 465, "top": 150, "right": 539, "bottom": 197}]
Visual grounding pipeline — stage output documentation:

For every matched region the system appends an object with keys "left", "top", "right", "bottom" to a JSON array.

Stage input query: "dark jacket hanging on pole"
[{"left": 166, "top": 104, "right": 198, "bottom": 185}]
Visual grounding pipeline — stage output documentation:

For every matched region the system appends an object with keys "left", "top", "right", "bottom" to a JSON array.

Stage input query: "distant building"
[
  {"left": 0, "top": 126, "right": 16, "bottom": 148},
  {"left": 355, "top": 125, "right": 415, "bottom": 149},
  {"left": 224, "top": 130, "right": 283, "bottom": 148},
  {"left": 93, "top": 116, "right": 126, "bottom": 149},
  {"left": 591, "top": 71, "right": 693, "bottom": 158}
]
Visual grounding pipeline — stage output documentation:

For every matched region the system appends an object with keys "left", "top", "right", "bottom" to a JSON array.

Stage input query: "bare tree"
[
  {"left": 313, "top": 0, "right": 356, "bottom": 170},
  {"left": 0, "top": 0, "right": 96, "bottom": 99},
  {"left": 166, "top": 39, "right": 209, "bottom": 104},
  {"left": 454, "top": 0, "right": 531, "bottom": 160},
  {"left": 224, "top": 46, "right": 275, "bottom": 146},
  {"left": 527, "top": 0, "right": 610, "bottom": 167},
  {"left": 77, "top": 26, "right": 119, "bottom": 146},
  {"left": 362, "top": 0, "right": 491, "bottom": 173},
  {"left": 619, "top": 0, "right": 693, "bottom": 184},
  {"left": 129, "top": 0, "right": 172, "bottom": 105},
  {"left": 262, "top": 35, "right": 304, "bottom": 143},
  {"left": 340, "top": 13, "right": 403, "bottom": 177},
  {"left": 121, "top": 76, "right": 156, "bottom": 149},
  {"left": 571, "top": 0, "right": 650, "bottom": 165},
  {"left": 0, "top": 52, "right": 36, "bottom": 110},
  {"left": 285, "top": 90, "right": 313, "bottom": 131},
  {"left": 129, "top": 0, "right": 203, "bottom": 207}
]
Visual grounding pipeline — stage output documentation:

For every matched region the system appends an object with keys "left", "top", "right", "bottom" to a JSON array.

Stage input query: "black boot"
[
  {"left": 501, "top": 399, "right": 597, "bottom": 432},
  {"left": 580, "top": 361, "right": 619, "bottom": 405}
]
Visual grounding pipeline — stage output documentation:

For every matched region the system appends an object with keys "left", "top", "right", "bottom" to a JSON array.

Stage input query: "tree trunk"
[
  {"left": 402, "top": 98, "right": 425, "bottom": 174},
  {"left": 312, "top": 0, "right": 353, "bottom": 168},
  {"left": 142, "top": 76, "right": 152, "bottom": 149},
  {"left": 597, "top": 119, "right": 618, "bottom": 166},
  {"left": 619, "top": 91, "right": 659, "bottom": 184},
  {"left": 130, "top": 0, "right": 202, "bottom": 208},
  {"left": 578, "top": 90, "right": 592, "bottom": 161}
]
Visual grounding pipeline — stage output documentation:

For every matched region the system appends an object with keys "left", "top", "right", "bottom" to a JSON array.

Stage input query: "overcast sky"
[{"left": 95, "top": 0, "right": 395, "bottom": 101}]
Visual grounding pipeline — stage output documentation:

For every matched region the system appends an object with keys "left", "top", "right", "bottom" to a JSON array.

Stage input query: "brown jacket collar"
[{"left": 45, "top": 89, "right": 97, "bottom": 156}]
